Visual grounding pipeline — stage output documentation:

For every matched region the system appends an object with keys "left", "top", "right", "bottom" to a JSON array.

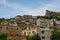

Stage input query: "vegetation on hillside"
[
  {"left": 0, "top": 18, "right": 5, "bottom": 24},
  {"left": 0, "top": 18, "right": 11, "bottom": 24},
  {"left": 37, "top": 15, "right": 60, "bottom": 20},
  {"left": 51, "top": 28, "right": 60, "bottom": 40},
  {"left": 37, "top": 16, "right": 49, "bottom": 19},
  {"left": 26, "top": 34, "right": 41, "bottom": 40},
  {"left": 0, "top": 33, "right": 7, "bottom": 40}
]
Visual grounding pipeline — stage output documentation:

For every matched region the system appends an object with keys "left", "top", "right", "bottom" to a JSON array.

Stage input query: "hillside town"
[{"left": 0, "top": 10, "right": 60, "bottom": 40}]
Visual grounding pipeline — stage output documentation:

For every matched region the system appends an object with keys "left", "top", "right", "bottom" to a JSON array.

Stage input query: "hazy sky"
[{"left": 0, "top": 0, "right": 60, "bottom": 18}]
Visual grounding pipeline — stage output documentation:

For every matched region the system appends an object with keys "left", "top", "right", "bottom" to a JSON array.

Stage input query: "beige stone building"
[
  {"left": 36, "top": 18, "right": 51, "bottom": 40},
  {"left": 45, "top": 10, "right": 60, "bottom": 17},
  {"left": 0, "top": 15, "right": 54, "bottom": 40},
  {"left": 21, "top": 26, "right": 37, "bottom": 36}
]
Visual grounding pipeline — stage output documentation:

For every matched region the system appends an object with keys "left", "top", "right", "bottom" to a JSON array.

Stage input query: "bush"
[
  {"left": 26, "top": 34, "right": 41, "bottom": 40},
  {"left": 0, "top": 33, "right": 7, "bottom": 40},
  {"left": 51, "top": 30, "right": 60, "bottom": 40}
]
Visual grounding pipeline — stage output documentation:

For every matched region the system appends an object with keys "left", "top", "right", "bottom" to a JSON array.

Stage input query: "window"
[
  {"left": 10, "top": 34, "right": 13, "bottom": 36},
  {"left": 28, "top": 32, "right": 30, "bottom": 35},
  {"left": 24, "top": 32, "right": 26, "bottom": 35},
  {"left": 29, "top": 27, "right": 31, "bottom": 30},
  {"left": 16, "top": 34, "right": 18, "bottom": 36},
  {"left": 19, "top": 34, "right": 21, "bottom": 36},
  {"left": 17, "top": 28, "right": 18, "bottom": 30},
  {"left": 17, "top": 22, "right": 20, "bottom": 24},
  {"left": 9, "top": 39, "right": 11, "bottom": 40},
  {"left": 0, "top": 26, "right": 2, "bottom": 29},
  {"left": 40, "top": 26, "right": 45, "bottom": 28},
  {"left": 32, "top": 31, "right": 35, "bottom": 34},
  {"left": 6, "top": 27, "right": 8, "bottom": 29},
  {"left": 14, "top": 39, "right": 16, "bottom": 40},
  {"left": 22, "top": 28, "right": 24, "bottom": 30},
  {"left": 12, "top": 22, "right": 14, "bottom": 24},
  {"left": 42, "top": 36, "right": 45, "bottom": 39},
  {"left": 42, "top": 31, "right": 45, "bottom": 34}
]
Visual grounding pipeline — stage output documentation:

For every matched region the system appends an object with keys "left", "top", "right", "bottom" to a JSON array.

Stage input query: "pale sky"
[{"left": 0, "top": 0, "right": 60, "bottom": 18}]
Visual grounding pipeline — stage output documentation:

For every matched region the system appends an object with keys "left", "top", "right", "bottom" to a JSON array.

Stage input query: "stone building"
[
  {"left": 21, "top": 26, "right": 37, "bottom": 36},
  {"left": 0, "top": 15, "right": 55, "bottom": 40},
  {"left": 45, "top": 10, "right": 60, "bottom": 17},
  {"left": 36, "top": 18, "right": 51, "bottom": 40},
  {"left": 0, "top": 15, "right": 37, "bottom": 40}
]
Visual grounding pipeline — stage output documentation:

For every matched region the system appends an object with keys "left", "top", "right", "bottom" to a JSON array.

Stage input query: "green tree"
[
  {"left": 0, "top": 18, "right": 5, "bottom": 24},
  {"left": 37, "top": 16, "right": 49, "bottom": 19},
  {"left": 26, "top": 34, "right": 41, "bottom": 40},
  {"left": 0, "top": 33, "right": 7, "bottom": 40},
  {"left": 51, "top": 29, "right": 60, "bottom": 40}
]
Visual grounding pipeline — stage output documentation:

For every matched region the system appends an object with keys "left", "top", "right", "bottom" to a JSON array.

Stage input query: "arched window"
[
  {"left": 42, "top": 36, "right": 45, "bottom": 39},
  {"left": 32, "top": 31, "right": 35, "bottom": 34},
  {"left": 24, "top": 32, "right": 26, "bottom": 36},
  {"left": 42, "top": 31, "right": 45, "bottom": 34}
]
